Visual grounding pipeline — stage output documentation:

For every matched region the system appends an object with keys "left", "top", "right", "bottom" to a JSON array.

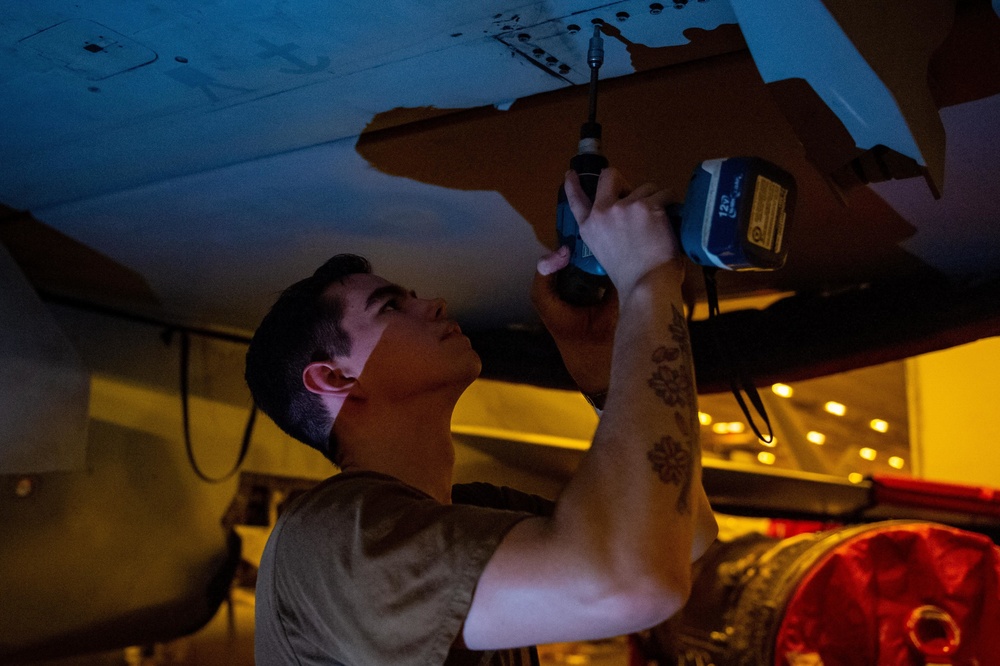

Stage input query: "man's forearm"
[
  {"left": 552, "top": 262, "right": 706, "bottom": 599},
  {"left": 463, "top": 173, "right": 718, "bottom": 649}
]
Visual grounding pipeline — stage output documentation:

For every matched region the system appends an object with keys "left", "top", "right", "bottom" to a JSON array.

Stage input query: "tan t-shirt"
[{"left": 255, "top": 471, "right": 551, "bottom": 665}]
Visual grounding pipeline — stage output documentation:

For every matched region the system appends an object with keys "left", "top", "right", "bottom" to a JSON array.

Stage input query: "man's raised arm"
[{"left": 462, "top": 168, "right": 717, "bottom": 650}]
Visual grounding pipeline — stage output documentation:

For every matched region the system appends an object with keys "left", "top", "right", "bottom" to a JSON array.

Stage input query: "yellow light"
[
  {"left": 806, "top": 431, "right": 826, "bottom": 445},
  {"left": 888, "top": 456, "right": 905, "bottom": 469},
  {"left": 759, "top": 436, "right": 777, "bottom": 448},
  {"left": 711, "top": 422, "right": 728, "bottom": 434},
  {"left": 859, "top": 447, "right": 877, "bottom": 461},
  {"left": 848, "top": 472, "right": 864, "bottom": 484},
  {"left": 757, "top": 451, "right": 776, "bottom": 465},
  {"left": 772, "top": 383, "right": 793, "bottom": 398},
  {"left": 727, "top": 422, "right": 746, "bottom": 434},
  {"left": 824, "top": 401, "right": 847, "bottom": 416},
  {"left": 699, "top": 412, "right": 712, "bottom": 426},
  {"left": 870, "top": 419, "right": 889, "bottom": 433}
]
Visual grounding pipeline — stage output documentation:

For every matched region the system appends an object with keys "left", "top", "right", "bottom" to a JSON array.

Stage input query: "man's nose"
[
  {"left": 432, "top": 297, "right": 447, "bottom": 320},
  {"left": 421, "top": 297, "right": 447, "bottom": 320}
]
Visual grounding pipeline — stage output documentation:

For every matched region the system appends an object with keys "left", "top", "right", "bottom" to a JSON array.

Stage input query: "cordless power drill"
[
  {"left": 555, "top": 25, "right": 612, "bottom": 306},
  {"left": 555, "top": 26, "right": 797, "bottom": 307}
]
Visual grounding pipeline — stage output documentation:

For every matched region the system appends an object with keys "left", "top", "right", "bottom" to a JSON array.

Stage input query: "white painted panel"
[
  {"left": 730, "top": 0, "right": 925, "bottom": 164},
  {"left": 35, "top": 138, "right": 549, "bottom": 330}
]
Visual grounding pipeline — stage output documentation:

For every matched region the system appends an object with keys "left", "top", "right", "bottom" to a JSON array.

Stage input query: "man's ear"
[{"left": 302, "top": 361, "right": 356, "bottom": 397}]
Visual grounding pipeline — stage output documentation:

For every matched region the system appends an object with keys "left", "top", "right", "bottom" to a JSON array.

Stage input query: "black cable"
[
  {"left": 178, "top": 330, "right": 257, "bottom": 484},
  {"left": 703, "top": 267, "right": 774, "bottom": 443}
]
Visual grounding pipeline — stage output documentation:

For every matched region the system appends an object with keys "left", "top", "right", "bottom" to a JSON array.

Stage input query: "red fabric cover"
[{"left": 774, "top": 523, "right": 1000, "bottom": 665}]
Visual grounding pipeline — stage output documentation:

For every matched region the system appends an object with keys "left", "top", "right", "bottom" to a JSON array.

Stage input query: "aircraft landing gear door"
[{"left": 0, "top": 242, "right": 90, "bottom": 475}]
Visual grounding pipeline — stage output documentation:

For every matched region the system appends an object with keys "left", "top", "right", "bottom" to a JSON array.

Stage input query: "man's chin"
[
  {"left": 465, "top": 355, "right": 483, "bottom": 386},
  {"left": 454, "top": 353, "right": 482, "bottom": 391}
]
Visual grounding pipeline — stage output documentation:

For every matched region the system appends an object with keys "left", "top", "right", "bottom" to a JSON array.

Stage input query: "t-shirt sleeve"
[{"left": 269, "top": 474, "right": 533, "bottom": 666}]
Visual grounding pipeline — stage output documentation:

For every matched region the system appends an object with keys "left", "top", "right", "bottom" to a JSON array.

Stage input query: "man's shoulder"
[
  {"left": 274, "top": 474, "right": 553, "bottom": 536},
  {"left": 311, "top": 470, "right": 426, "bottom": 499},
  {"left": 257, "top": 473, "right": 542, "bottom": 665},
  {"left": 278, "top": 471, "right": 432, "bottom": 530}
]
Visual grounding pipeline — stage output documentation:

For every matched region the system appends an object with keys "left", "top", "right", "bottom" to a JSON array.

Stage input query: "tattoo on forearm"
[
  {"left": 668, "top": 303, "right": 691, "bottom": 356},
  {"left": 647, "top": 305, "right": 694, "bottom": 410},
  {"left": 648, "top": 349, "right": 690, "bottom": 408},
  {"left": 647, "top": 436, "right": 693, "bottom": 513},
  {"left": 646, "top": 304, "right": 697, "bottom": 514}
]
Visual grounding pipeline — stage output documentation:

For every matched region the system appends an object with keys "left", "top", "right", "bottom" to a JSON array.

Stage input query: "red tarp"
[{"left": 774, "top": 523, "right": 1000, "bottom": 664}]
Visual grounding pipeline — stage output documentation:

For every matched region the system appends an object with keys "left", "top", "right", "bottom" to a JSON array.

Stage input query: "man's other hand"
[
  {"left": 531, "top": 246, "right": 617, "bottom": 397},
  {"left": 564, "top": 168, "right": 683, "bottom": 297}
]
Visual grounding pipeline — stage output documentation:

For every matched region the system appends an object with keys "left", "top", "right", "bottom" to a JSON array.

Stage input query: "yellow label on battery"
[{"left": 747, "top": 175, "right": 787, "bottom": 253}]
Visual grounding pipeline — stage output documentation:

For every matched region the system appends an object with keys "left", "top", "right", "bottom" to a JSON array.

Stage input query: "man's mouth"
[{"left": 442, "top": 322, "right": 463, "bottom": 340}]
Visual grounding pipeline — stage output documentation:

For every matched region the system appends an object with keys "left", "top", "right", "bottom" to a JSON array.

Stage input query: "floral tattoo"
[
  {"left": 646, "top": 304, "right": 696, "bottom": 513},
  {"left": 648, "top": 360, "right": 691, "bottom": 408},
  {"left": 647, "top": 436, "right": 693, "bottom": 513},
  {"left": 647, "top": 306, "right": 695, "bottom": 410}
]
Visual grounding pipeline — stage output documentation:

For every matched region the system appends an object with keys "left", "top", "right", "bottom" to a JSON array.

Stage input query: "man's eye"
[{"left": 380, "top": 298, "right": 401, "bottom": 313}]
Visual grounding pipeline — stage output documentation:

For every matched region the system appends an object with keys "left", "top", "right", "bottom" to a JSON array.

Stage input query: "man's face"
[{"left": 326, "top": 273, "right": 481, "bottom": 401}]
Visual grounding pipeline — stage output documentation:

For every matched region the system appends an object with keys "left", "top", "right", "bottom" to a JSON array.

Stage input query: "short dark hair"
[{"left": 245, "top": 254, "right": 372, "bottom": 463}]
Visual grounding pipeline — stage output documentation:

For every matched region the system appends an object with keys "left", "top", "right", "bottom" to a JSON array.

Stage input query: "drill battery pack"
[{"left": 677, "top": 157, "right": 796, "bottom": 271}]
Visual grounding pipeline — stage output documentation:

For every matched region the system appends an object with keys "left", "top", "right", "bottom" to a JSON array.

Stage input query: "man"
[{"left": 245, "top": 168, "right": 719, "bottom": 665}]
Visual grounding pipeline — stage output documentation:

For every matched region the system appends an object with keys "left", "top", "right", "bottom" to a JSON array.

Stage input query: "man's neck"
[{"left": 335, "top": 393, "right": 457, "bottom": 504}]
